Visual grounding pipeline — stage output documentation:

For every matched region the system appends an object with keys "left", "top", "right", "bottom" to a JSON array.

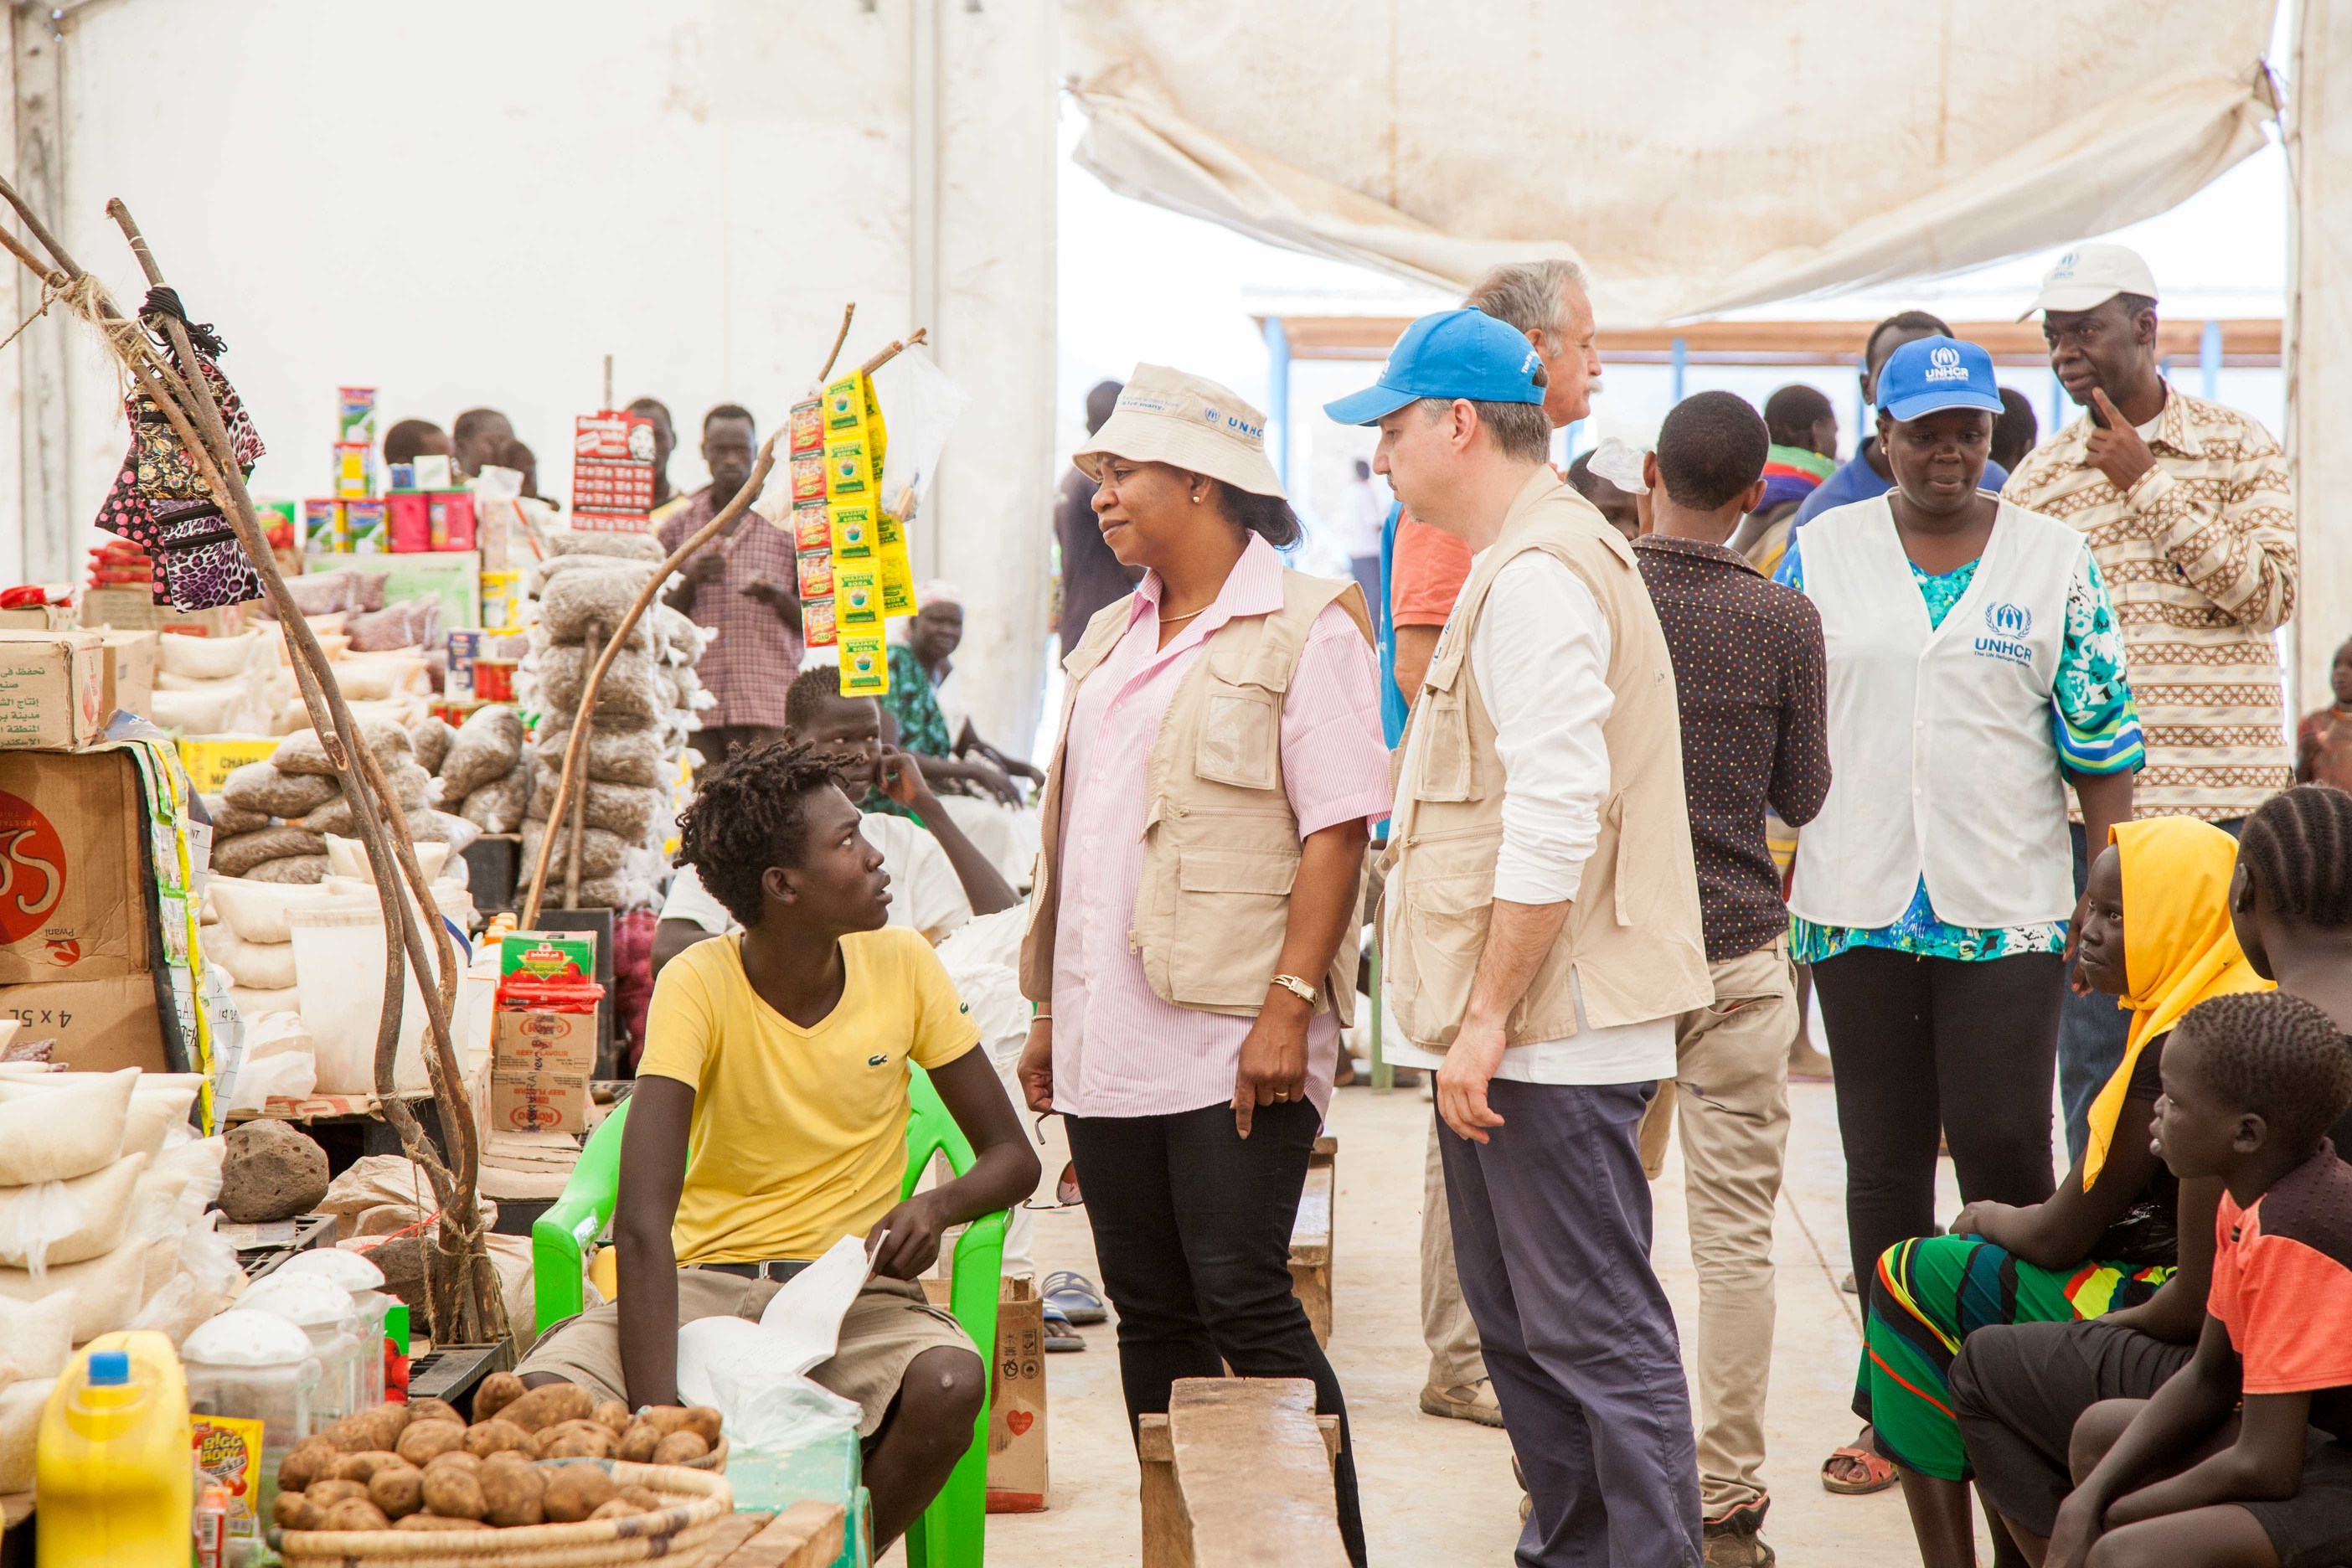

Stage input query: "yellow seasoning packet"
[
  {"left": 828, "top": 500, "right": 876, "bottom": 560},
  {"left": 824, "top": 435, "right": 873, "bottom": 500},
  {"left": 879, "top": 546, "right": 917, "bottom": 617},
  {"left": 839, "top": 632, "right": 890, "bottom": 697},
  {"left": 823, "top": 373, "right": 867, "bottom": 436},
  {"left": 834, "top": 565, "right": 883, "bottom": 629}
]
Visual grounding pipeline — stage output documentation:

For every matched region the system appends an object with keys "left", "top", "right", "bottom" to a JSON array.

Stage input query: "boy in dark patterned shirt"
[
  {"left": 2050, "top": 992, "right": 2352, "bottom": 1568},
  {"left": 1629, "top": 391, "right": 1830, "bottom": 1566}
]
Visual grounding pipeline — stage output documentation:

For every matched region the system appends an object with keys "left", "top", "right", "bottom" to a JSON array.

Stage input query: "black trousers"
[
  {"left": 1065, "top": 1101, "right": 1367, "bottom": 1567},
  {"left": 1949, "top": 1318, "right": 2195, "bottom": 1536},
  {"left": 1812, "top": 947, "right": 2066, "bottom": 1290}
]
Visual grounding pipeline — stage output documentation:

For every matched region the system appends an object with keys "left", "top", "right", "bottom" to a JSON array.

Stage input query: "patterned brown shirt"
[
  {"left": 658, "top": 486, "right": 802, "bottom": 730},
  {"left": 1633, "top": 535, "right": 1830, "bottom": 963},
  {"left": 2002, "top": 384, "right": 2296, "bottom": 822}
]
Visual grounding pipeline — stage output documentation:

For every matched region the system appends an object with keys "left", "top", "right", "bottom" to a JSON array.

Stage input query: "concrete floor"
[{"left": 891, "top": 1054, "right": 1988, "bottom": 1566}]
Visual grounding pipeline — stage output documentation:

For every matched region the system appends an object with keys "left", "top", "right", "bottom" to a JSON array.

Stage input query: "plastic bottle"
[
  {"left": 236, "top": 1272, "right": 363, "bottom": 1426},
  {"left": 35, "top": 1331, "right": 191, "bottom": 1568},
  {"left": 183, "top": 1309, "right": 320, "bottom": 1566},
  {"left": 275, "top": 1248, "right": 395, "bottom": 1406}
]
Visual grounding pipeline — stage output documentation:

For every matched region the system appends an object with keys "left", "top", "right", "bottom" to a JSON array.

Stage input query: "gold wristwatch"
[{"left": 1269, "top": 973, "right": 1318, "bottom": 1007}]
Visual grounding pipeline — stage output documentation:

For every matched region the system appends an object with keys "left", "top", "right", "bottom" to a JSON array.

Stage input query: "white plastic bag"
[
  {"left": 0, "top": 1068, "right": 134, "bottom": 1183},
  {"left": 0, "top": 1152, "right": 149, "bottom": 1277},
  {"left": 0, "top": 1292, "right": 74, "bottom": 1379},
  {"left": 675, "top": 1234, "right": 869, "bottom": 1451}
]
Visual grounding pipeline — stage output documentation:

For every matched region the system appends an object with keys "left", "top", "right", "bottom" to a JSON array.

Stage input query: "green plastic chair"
[{"left": 532, "top": 1065, "right": 1006, "bottom": 1568}]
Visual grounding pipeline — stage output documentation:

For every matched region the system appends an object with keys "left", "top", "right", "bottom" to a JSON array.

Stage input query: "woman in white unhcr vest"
[{"left": 1773, "top": 338, "right": 2143, "bottom": 1524}]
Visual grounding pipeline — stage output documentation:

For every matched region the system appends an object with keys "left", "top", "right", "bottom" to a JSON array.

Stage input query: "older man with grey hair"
[{"left": 1410, "top": 260, "right": 1603, "bottom": 1441}]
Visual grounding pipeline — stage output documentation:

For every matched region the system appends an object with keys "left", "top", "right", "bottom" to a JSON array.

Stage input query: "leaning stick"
[{"left": 520, "top": 324, "right": 927, "bottom": 926}]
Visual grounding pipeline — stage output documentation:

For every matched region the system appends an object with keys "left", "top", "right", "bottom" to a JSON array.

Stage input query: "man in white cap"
[{"left": 2004, "top": 244, "right": 2298, "bottom": 1161}]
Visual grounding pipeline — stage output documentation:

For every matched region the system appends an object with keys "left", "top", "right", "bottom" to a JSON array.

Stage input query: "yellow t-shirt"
[{"left": 637, "top": 926, "right": 979, "bottom": 1265}]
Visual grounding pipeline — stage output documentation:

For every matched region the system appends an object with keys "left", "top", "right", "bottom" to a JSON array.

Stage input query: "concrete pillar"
[{"left": 2290, "top": 0, "right": 2352, "bottom": 714}]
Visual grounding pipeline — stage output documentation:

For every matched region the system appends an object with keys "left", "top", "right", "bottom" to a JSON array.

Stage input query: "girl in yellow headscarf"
[{"left": 1857, "top": 817, "right": 2267, "bottom": 1568}]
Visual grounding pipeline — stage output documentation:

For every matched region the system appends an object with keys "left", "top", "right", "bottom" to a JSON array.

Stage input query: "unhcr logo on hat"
[{"left": 1923, "top": 344, "right": 1968, "bottom": 383}]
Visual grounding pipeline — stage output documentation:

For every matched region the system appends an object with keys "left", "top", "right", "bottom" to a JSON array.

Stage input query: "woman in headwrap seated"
[{"left": 1854, "top": 818, "right": 2270, "bottom": 1568}]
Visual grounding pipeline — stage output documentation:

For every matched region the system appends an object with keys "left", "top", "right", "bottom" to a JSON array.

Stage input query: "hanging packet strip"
[
  {"left": 833, "top": 566, "right": 882, "bottom": 630},
  {"left": 838, "top": 635, "right": 889, "bottom": 697}
]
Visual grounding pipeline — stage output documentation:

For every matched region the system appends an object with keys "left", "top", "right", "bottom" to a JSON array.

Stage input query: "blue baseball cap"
[
  {"left": 1323, "top": 309, "right": 1546, "bottom": 426},
  {"left": 1875, "top": 335, "right": 2005, "bottom": 422}
]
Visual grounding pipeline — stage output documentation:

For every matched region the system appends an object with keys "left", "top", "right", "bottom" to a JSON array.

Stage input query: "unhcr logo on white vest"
[
  {"left": 1923, "top": 344, "right": 1969, "bottom": 384},
  {"left": 1976, "top": 601, "right": 2034, "bottom": 666}
]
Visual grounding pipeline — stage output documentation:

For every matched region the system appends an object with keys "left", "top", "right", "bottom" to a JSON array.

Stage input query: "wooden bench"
[
  {"left": 1289, "top": 1135, "right": 1336, "bottom": 1345},
  {"left": 699, "top": 1501, "right": 850, "bottom": 1568},
  {"left": 1138, "top": 1378, "right": 1349, "bottom": 1568}
]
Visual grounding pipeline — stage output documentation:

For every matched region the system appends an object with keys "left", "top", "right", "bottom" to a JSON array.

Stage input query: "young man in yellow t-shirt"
[{"left": 516, "top": 742, "right": 1040, "bottom": 1550}]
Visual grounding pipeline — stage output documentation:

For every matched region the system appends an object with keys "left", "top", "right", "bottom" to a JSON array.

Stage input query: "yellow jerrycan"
[{"left": 36, "top": 1330, "right": 192, "bottom": 1568}]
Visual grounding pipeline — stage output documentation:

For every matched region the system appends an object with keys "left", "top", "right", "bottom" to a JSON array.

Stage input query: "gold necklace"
[{"left": 1158, "top": 606, "right": 1208, "bottom": 626}]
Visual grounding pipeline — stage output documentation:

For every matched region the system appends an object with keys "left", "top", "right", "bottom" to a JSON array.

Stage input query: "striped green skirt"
[{"left": 1856, "top": 1234, "right": 2170, "bottom": 1480}]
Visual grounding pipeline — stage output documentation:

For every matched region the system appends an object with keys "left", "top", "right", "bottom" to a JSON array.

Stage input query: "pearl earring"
[{"left": 1192, "top": 493, "right": 1202, "bottom": 503}]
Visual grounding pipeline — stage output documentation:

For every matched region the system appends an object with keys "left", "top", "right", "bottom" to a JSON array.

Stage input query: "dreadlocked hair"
[
  {"left": 2240, "top": 784, "right": 2352, "bottom": 926},
  {"left": 2176, "top": 991, "right": 2352, "bottom": 1154},
  {"left": 673, "top": 740, "right": 844, "bottom": 927}
]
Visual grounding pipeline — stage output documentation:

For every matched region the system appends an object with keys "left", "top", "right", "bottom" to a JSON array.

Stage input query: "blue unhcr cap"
[
  {"left": 1875, "top": 336, "right": 2005, "bottom": 422},
  {"left": 1323, "top": 309, "right": 1547, "bottom": 426}
]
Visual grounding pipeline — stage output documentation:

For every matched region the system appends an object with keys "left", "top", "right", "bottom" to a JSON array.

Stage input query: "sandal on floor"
[
  {"left": 1043, "top": 1269, "right": 1108, "bottom": 1324},
  {"left": 1820, "top": 1441, "right": 1899, "bottom": 1495},
  {"left": 1042, "top": 1304, "right": 1087, "bottom": 1352}
]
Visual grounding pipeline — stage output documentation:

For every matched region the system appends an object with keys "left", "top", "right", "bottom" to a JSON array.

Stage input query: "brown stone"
[{"left": 218, "top": 1120, "right": 329, "bottom": 1224}]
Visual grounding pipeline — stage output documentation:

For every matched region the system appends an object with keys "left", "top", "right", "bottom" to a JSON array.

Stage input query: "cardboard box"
[
  {"left": 79, "top": 589, "right": 251, "bottom": 638},
  {"left": 0, "top": 972, "right": 168, "bottom": 1072},
  {"left": 0, "top": 748, "right": 152, "bottom": 983},
  {"left": 925, "top": 1275, "right": 1050, "bottom": 1510},
  {"left": 176, "top": 735, "right": 281, "bottom": 795},
  {"left": 488, "top": 1006, "right": 595, "bottom": 1132},
  {"left": 94, "top": 629, "right": 157, "bottom": 721},
  {"left": 0, "top": 632, "right": 106, "bottom": 749}
]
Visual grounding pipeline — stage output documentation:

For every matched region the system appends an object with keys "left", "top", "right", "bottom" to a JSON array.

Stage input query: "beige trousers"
[
  {"left": 1637, "top": 940, "right": 1796, "bottom": 1518},
  {"left": 1420, "top": 1114, "right": 1486, "bottom": 1390}
]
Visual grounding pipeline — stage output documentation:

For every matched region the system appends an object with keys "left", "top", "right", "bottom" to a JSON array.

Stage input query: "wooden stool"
[
  {"left": 1289, "top": 1135, "right": 1337, "bottom": 1345},
  {"left": 1138, "top": 1378, "right": 1348, "bottom": 1568}
]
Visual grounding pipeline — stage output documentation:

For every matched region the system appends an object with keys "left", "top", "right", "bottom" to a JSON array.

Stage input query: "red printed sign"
[
  {"left": 571, "top": 412, "right": 658, "bottom": 534},
  {"left": 0, "top": 790, "right": 67, "bottom": 946}
]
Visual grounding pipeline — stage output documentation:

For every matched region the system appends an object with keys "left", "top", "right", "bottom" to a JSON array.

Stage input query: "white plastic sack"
[
  {"left": 0, "top": 1378, "right": 53, "bottom": 1492},
  {"left": 0, "top": 1068, "right": 134, "bottom": 1183},
  {"left": 159, "top": 630, "right": 261, "bottom": 681},
  {"left": 677, "top": 1234, "right": 869, "bottom": 1452},
  {"left": 0, "top": 1292, "right": 75, "bottom": 1380},
  {"left": 202, "top": 922, "right": 297, "bottom": 991},
  {"left": 0, "top": 1151, "right": 149, "bottom": 1277},
  {"left": 288, "top": 903, "right": 433, "bottom": 1097},
  {"left": 223, "top": 1050, "right": 315, "bottom": 1114},
  {"left": 209, "top": 874, "right": 338, "bottom": 945},
  {"left": 322, "top": 834, "right": 449, "bottom": 885},
  {"left": 0, "top": 1227, "right": 151, "bottom": 1343}
]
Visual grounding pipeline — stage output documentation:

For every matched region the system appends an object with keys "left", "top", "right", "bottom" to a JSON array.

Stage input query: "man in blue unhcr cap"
[
  {"left": 1771, "top": 334, "right": 2141, "bottom": 1562},
  {"left": 1334, "top": 309, "right": 1714, "bottom": 1567}
]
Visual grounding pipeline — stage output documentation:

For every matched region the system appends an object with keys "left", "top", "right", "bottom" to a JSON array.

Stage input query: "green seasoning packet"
[{"left": 500, "top": 930, "right": 596, "bottom": 982}]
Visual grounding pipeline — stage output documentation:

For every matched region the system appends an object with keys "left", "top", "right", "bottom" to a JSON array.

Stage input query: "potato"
[
  {"left": 637, "top": 1405, "right": 694, "bottom": 1437},
  {"left": 482, "top": 1447, "right": 532, "bottom": 1468},
  {"left": 272, "top": 1492, "right": 325, "bottom": 1531},
  {"left": 470, "top": 1370, "right": 526, "bottom": 1424},
  {"left": 318, "top": 1498, "right": 393, "bottom": 1532},
  {"left": 591, "top": 1399, "right": 632, "bottom": 1436},
  {"left": 396, "top": 1418, "right": 468, "bottom": 1467},
  {"left": 463, "top": 1418, "right": 531, "bottom": 1457},
  {"left": 278, "top": 1436, "right": 338, "bottom": 1493},
  {"left": 616, "top": 1422, "right": 662, "bottom": 1463},
  {"left": 369, "top": 1463, "right": 425, "bottom": 1519},
  {"left": 421, "top": 1464, "right": 488, "bottom": 1521},
  {"left": 543, "top": 1464, "right": 618, "bottom": 1523},
  {"left": 404, "top": 1397, "right": 462, "bottom": 1426},
  {"left": 590, "top": 1498, "right": 647, "bottom": 1520},
  {"left": 322, "top": 1404, "right": 410, "bottom": 1453},
  {"left": 423, "top": 1450, "right": 482, "bottom": 1479},
  {"left": 303, "top": 1478, "right": 369, "bottom": 1510},
  {"left": 652, "top": 1430, "right": 710, "bottom": 1465},
  {"left": 682, "top": 1406, "right": 723, "bottom": 1446},
  {"left": 534, "top": 1419, "right": 617, "bottom": 1460},
  {"left": 498, "top": 1381, "right": 595, "bottom": 1433},
  {"left": 616, "top": 1483, "right": 662, "bottom": 1511},
  {"left": 333, "top": 1450, "right": 408, "bottom": 1483},
  {"left": 480, "top": 1461, "right": 546, "bottom": 1527},
  {"left": 395, "top": 1514, "right": 491, "bottom": 1531}
]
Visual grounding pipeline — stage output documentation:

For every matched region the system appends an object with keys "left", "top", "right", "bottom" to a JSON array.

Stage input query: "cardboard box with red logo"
[
  {"left": 924, "top": 1274, "right": 1050, "bottom": 1511},
  {"left": 490, "top": 930, "right": 601, "bottom": 1132},
  {"left": 0, "top": 748, "right": 150, "bottom": 984}
]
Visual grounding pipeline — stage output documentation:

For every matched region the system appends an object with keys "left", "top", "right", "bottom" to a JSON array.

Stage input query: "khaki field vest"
[
  {"left": 1019, "top": 570, "right": 1374, "bottom": 1023},
  {"left": 1383, "top": 472, "right": 1711, "bottom": 1050}
]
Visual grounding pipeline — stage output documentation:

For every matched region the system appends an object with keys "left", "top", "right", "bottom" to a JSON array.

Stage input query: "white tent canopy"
[{"left": 1068, "top": 0, "right": 2279, "bottom": 326}]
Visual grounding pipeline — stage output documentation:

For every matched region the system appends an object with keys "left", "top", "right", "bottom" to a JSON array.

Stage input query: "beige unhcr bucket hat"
[{"left": 1072, "top": 364, "right": 1286, "bottom": 498}]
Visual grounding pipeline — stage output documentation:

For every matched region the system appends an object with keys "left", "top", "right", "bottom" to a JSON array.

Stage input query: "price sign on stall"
[{"left": 570, "top": 412, "right": 657, "bottom": 533}]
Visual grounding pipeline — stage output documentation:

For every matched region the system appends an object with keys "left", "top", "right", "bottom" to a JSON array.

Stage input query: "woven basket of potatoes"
[{"left": 272, "top": 1378, "right": 731, "bottom": 1565}]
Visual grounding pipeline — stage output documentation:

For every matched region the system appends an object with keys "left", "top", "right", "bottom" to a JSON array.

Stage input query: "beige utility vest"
[
  {"left": 1383, "top": 473, "right": 1711, "bottom": 1050},
  {"left": 1019, "top": 570, "right": 1373, "bottom": 1022}
]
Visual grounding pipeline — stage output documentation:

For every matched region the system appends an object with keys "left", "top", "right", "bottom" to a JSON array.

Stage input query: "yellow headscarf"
[{"left": 2081, "top": 817, "right": 2274, "bottom": 1188}]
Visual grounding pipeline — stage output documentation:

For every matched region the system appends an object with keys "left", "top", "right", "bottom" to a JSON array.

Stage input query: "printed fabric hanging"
[{"left": 91, "top": 288, "right": 266, "bottom": 611}]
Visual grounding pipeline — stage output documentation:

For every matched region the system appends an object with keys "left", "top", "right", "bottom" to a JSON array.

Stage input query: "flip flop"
[
  {"left": 1042, "top": 1303, "right": 1087, "bottom": 1353},
  {"left": 1044, "top": 1269, "right": 1108, "bottom": 1324}
]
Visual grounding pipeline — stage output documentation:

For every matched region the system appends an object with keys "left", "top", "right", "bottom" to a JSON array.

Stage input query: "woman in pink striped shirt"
[{"left": 1016, "top": 365, "right": 1390, "bottom": 1565}]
